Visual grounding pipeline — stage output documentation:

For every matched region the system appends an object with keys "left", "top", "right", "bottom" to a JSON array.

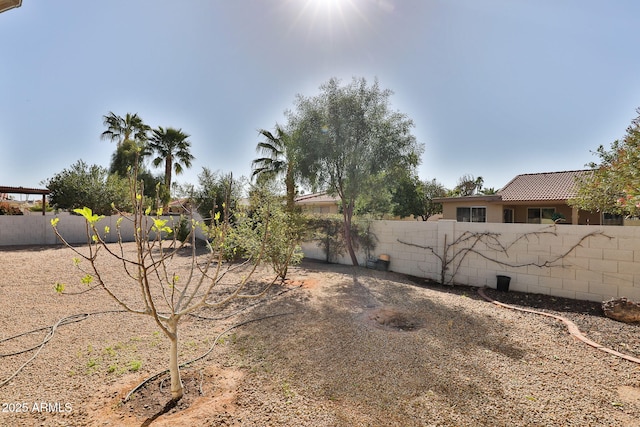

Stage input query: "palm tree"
[
  {"left": 252, "top": 124, "right": 296, "bottom": 211},
  {"left": 480, "top": 186, "right": 498, "bottom": 195},
  {"left": 100, "top": 112, "right": 150, "bottom": 148},
  {"left": 148, "top": 127, "right": 194, "bottom": 199}
]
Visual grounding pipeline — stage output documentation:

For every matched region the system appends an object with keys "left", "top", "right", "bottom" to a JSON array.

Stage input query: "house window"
[
  {"left": 527, "top": 207, "right": 555, "bottom": 224},
  {"left": 456, "top": 207, "right": 486, "bottom": 222},
  {"left": 503, "top": 209, "right": 514, "bottom": 223},
  {"left": 602, "top": 213, "right": 623, "bottom": 226}
]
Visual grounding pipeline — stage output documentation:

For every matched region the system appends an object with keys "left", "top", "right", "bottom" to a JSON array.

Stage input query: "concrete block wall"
[
  {"left": 302, "top": 220, "right": 640, "bottom": 303},
  {"left": 5, "top": 214, "right": 640, "bottom": 302},
  {"left": 0, "top": 214, "right": 197, "bottom": 246}
]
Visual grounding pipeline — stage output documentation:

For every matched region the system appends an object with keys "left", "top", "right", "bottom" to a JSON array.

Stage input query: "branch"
[
  {"left": 123, "top": 311, "right": 295, "bottom": 402},
  {"left": 398, "top": 227, "right": 611, "bottom": 285}
]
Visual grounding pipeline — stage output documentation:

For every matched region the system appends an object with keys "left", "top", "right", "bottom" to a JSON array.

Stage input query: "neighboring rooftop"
[
  {"left": 294, "top": 192, "right": 339, "bottom": 204},
  {"left": 497, "top": 170, "right": 591, "bottom": 202},
  {"left": 0, "top": 186, "right": 50, "bottom": 196},
  {"left": 0, "top": 0, "right": 21, "bottom": 14}
]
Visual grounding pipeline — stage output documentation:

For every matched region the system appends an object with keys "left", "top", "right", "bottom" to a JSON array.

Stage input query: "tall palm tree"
[
  {"left": 252, "top": 124, "right": 296, "bottom": 211},
  {"left": 100, "top": 112, "right": 150, "bottom": 148},
  {"left": 148, "top": 127, "right": 194, "bottom": 198}
]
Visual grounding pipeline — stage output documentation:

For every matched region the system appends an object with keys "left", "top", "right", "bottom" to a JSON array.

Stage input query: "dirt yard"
[{"left": 0, "top": 242, "right": 639, "bottom": 426}]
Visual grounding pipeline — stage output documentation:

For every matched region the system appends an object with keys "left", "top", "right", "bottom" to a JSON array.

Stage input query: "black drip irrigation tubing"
[
  {"left": 0, "top": 310, "right": 127, "bottom": 388},
  {"left": 477, "top": 287, "right": 640, "bottom": 365},
  {"left": 122, "top": 311, "right": 295, "bottom": 402},
  {"left": 0, "top": 285, "right": 302, "bottom": 395}
]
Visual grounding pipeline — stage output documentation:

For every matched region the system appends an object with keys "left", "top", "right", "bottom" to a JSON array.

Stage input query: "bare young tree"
[{"left": 51, "top": 177, "right": 284, "bottom": 403}]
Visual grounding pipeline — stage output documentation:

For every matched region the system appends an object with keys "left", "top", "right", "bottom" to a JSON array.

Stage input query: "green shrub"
[{"left": 29, "top": 203, "right": 53, "bottom": 213}]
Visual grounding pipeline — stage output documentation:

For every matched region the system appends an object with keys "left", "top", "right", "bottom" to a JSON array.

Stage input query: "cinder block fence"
[
  {"left": 0, "top": 213, "right": 192, "bottom": 246},
  {"left": 302, "top": 220, "right": 640, "bottom": 303},
  {"left": 2, "top": 215, "right": 640, "bottom": 302}
]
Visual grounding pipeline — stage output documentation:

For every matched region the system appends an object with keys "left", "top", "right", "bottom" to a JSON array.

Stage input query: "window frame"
[
  {"left": 456, "top": 206, "right": 487, "bottom": 223},
  {"left": 602, "top": 212, "right": 623, "bottom": 226},
  {"left": 503, "top": 208, "right": 514, "bottom": 223},
  {"left": 527, "top": 207, "right": 556, "bottom": 224}
]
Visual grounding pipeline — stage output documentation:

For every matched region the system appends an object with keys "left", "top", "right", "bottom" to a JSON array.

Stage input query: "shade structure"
[{"left": 0, "top": 0, "right": 21, "bottom": 14}]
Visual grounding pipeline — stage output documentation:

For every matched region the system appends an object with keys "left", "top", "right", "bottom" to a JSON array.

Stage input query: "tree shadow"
[
  {"left": 236, "top": 265, "right": 531, "bottom": 424},
  {"left": 140, "top": 398, "right": 179, "bottom": 427}
]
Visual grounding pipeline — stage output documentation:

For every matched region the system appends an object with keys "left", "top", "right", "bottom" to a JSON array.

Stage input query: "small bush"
[
  {"left": 0, "top": 202, "right": 23, "bottom": 215},
  {"left": 29, "top": 203, "right": 54, "bottom": 213}
]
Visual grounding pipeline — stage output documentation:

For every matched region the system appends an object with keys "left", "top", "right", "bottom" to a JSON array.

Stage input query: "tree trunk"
[
  {"left": 167, "top": 319, "right": 183, "bottom": 401},
  {"left": 165, "top": 156, "right": 173, "bottom": 191},
  {"left": 285, "top": 165, "right": 295, "bottom": 212},
  {"left": 343, "top": 204, "right": 359, "bottom": 266}
]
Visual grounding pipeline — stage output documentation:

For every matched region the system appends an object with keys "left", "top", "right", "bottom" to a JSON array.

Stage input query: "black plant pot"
[{"left": 496, "top": 275, "right": 511, "bottom": 292}]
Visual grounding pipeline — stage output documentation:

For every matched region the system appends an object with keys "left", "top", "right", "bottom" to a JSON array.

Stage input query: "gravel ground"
[{"left": 0, "top": 243, "right": 639, "bottom": 426}]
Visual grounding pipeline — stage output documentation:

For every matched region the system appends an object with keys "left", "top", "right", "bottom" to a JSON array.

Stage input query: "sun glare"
[
  {"left": 286, "top": 0, "right": 366, "bottom": 42},
  {"left": 312, "top": 0, "right": 345, "bottom": 12},
  {"left": 282, "top": 0, "right": 396, "bottom": 49}
]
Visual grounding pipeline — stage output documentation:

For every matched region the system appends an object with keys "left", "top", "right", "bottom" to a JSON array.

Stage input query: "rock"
[{"left": 602, "top": 297, "right": 640, "bottom": 323}]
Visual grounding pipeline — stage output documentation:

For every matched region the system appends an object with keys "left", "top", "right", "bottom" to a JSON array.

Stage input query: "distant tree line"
[
  {"left": 43, "top": 77, "right": 506, "bottom": 265},
  {"left": 45, "top": 112, "right": 194, "bottom": 215}
]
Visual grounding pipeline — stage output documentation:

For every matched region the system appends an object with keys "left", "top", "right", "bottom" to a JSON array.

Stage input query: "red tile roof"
[{"left": 497, "top": 170, "right": 591, "bottom": 202}]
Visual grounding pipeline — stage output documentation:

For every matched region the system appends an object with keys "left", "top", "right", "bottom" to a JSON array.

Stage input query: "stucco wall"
[
  {"left": 442, "top": 201, "right": 602, "bottom": 225},
  {"left": 302, "top": 220, "right": 640, "bottom": 302},
  {"left": 441, "top": 201, "right": 503, "bottom": 223}
]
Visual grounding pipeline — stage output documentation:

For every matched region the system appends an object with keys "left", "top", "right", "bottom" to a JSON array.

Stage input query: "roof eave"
[
  {"left": 0, "top": 186, "right": 50, "bottom": 195},
  {"left": 0, "top": 0, "right": 22, "bottom": 13},
  {"left": 433, "top": 195, "right": 502, "bottom": 203}
]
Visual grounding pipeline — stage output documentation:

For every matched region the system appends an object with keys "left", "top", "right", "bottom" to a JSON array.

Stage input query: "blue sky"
[{"left": 1, "top": 0, "right": 640, "bottom": 195}]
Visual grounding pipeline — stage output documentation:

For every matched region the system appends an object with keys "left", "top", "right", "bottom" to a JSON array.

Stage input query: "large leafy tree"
[
  {"left": 251, "top": 125, "right": 297, "bottom": 212},
  {"left": 109, "top": 141, "right": 161, "bottom": 196},
  {"left": 45, "top": 160, "right": 130, "bottom": 215},
  {"left": 392, "top": 176, "right": 447, "bottom": 221},
  {"left": 421, "top": 179, "right": 448, "bottom": 219},
  {"left": 100, "top": 112, "right": 150, "bottom": 148},
  {"left": 450, "top": 174, "right": 484, "bottom": 196},
  {"left": 193, "top": 167, "right": 244, "bottom": 224},
  {"left": 109, "top": 139, "right": 147, "bottom": 177},
  {"left": 102, "top": 112, "right": 152, "bottom": 190},
  {"left": 148, "top": 127, "right": 194, "bottom": 200},
  {"left": 289, "top": 77, "right": 423, "bottom": 265},
  {"left": 570, "top": 108, "right": 640, "bottom": 216}
]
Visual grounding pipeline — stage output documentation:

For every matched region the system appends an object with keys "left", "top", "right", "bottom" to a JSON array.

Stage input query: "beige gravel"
[{"left": 0, "top": 242, "right": 639, "bottom": 426}]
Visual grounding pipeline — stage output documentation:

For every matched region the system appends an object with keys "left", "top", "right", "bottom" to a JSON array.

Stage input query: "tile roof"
[
  {"left": 294, "top": 192, "right": 339, "bottom": 204},
  {"left": 497, "top": 170, "right": 591, "bottom": 202}
]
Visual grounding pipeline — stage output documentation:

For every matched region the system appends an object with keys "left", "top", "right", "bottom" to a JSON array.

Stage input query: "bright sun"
[
  {"left": 311, "top": 0, "right": 345, "bottom": 11},
  {"left": 287, "top": 0, "right": 364, "bottom": 41},
  {"left": 283, "top": 0, "right": 395, "bottom": 46}
]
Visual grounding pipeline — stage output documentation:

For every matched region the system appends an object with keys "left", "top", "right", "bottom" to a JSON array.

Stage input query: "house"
[
  {"left": 295, "top": 192, "right": 438, "bottom": 221},
  {"left": 434, "top": 170, "right": 617, "bottom": 225},
  {"left": 294, "top": 192, "right": 340, "bottom": 215},
  {"left": 167, "top": 198, "right": 193, "bottom": 215}
]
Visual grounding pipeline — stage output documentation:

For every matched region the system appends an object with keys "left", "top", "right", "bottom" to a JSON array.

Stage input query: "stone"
[{"left": 602, "top": 297, "right": 640, "bottom": 323}]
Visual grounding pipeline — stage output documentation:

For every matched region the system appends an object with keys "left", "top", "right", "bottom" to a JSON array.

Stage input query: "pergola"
[
  {"left": 0, "top": 0, "right": 21, "bottom": 13},
  {"left": 0, "top": 186, "right": 50, "bottom": 215}
]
